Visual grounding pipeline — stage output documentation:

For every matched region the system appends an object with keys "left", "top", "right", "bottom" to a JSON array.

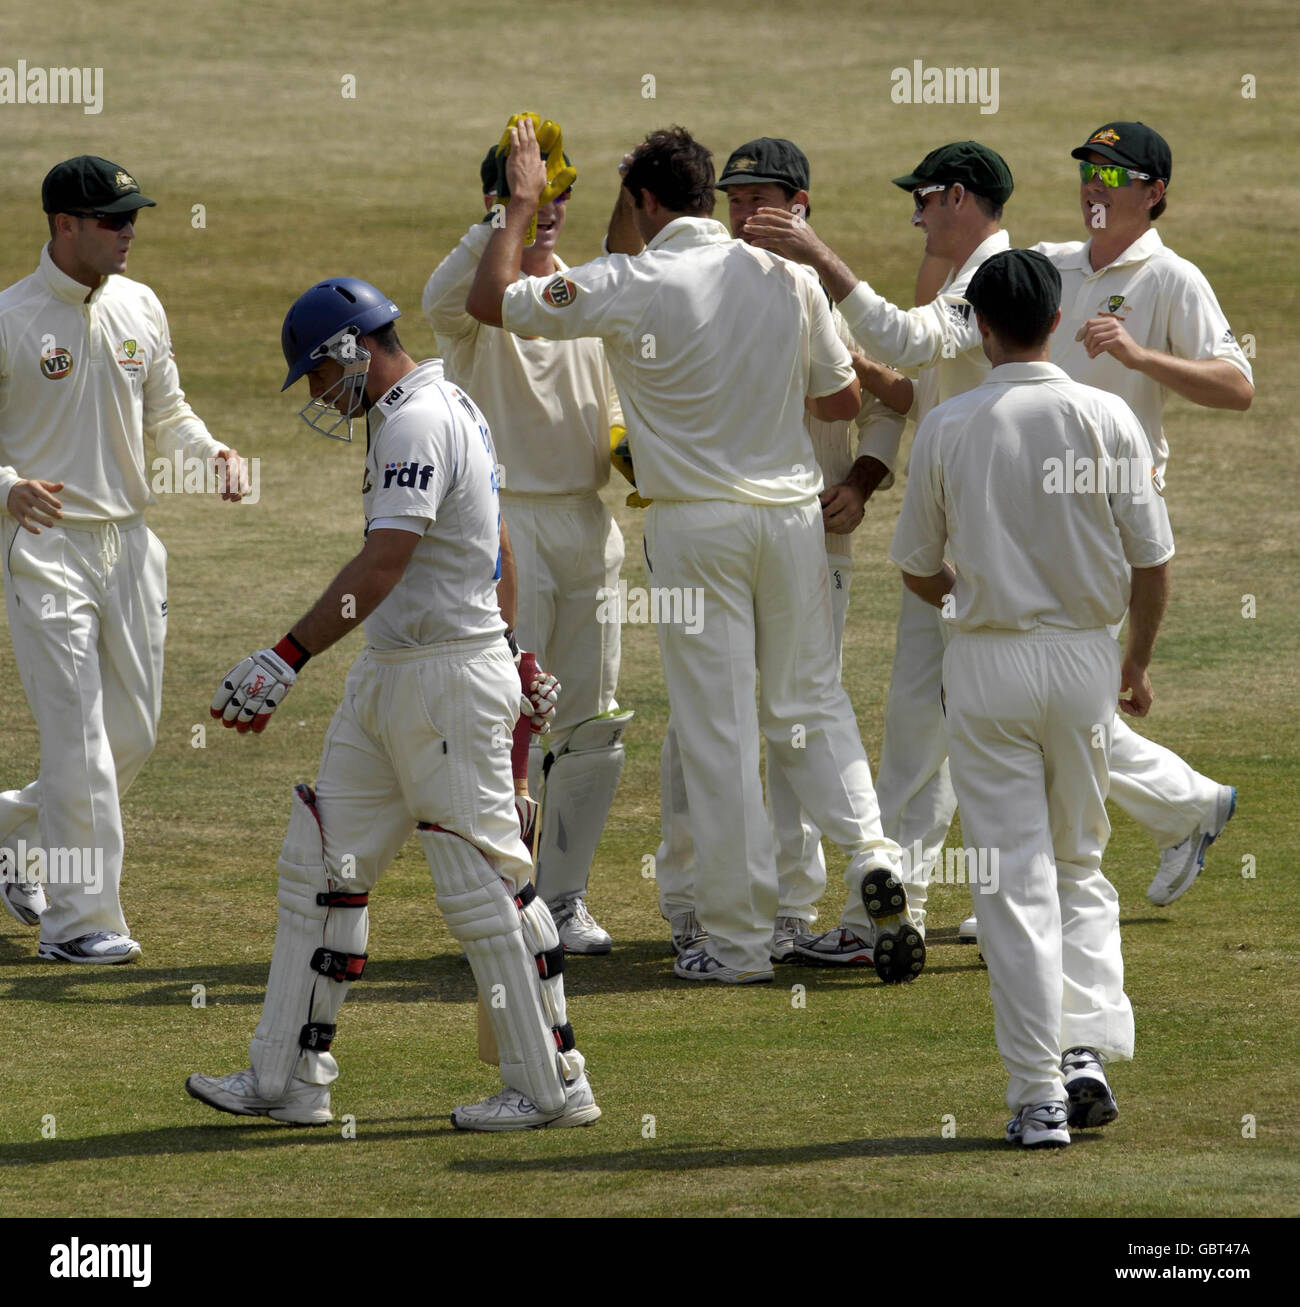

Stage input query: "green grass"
[{"left": 0, "top": 0, "right": 1297, "bottom": 1218}]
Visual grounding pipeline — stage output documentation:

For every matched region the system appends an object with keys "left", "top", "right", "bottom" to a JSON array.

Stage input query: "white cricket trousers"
[
  {"left": 657, "top": 552, "right": 853, "bottom": 925},
  {"left": 861, "top": 580, "right": 1220, "bottom": 936},
  {"left": 309, "top": 638, "right": 533, "bottom": 892},
  {"left": 0, "top": 516, "right": 166, "bottom": 942},
  {"left": 501, "top": 491, "right": 622, "bottom": 750},
  {"left": 645, "top": 500, "right": 898, "bottom": 973},
  {"left": 943, "top": 627, "right": 1135, "bottom": 1111}
]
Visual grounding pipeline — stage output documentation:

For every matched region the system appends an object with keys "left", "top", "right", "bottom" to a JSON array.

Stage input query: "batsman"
[{"left": 186, "top": 277, "right": 599, "bottom": 1130}]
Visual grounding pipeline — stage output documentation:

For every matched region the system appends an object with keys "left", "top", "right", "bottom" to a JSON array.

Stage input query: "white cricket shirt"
[
  {"left": 890, "top": 361, "right": 1175, "bottom": 633},
  {"left": 501, "top": 216, "right": 855, "bottom": 505},
  {"left": 1033, "top": 229, "right": 1253, "bottom": 481},
  {"left": 423, "top": 221, "right": 619, "bottom": 495},
  {"left": 0, "top": 245, "right": 226, "bottom": 524},
  {"left": 361, "top": 359, "right": 505, "bottom": 650}
]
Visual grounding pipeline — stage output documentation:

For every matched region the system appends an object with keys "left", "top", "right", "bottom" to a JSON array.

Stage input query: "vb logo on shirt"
[
  {"left": 382, "top": 460, "right": 435, "bottom": 490},
  {"left": 40, "top": 347, "right": 73, "bottom": 380},
  {"left": 542, "top": 276, "right": 577, "bottom": 308}
]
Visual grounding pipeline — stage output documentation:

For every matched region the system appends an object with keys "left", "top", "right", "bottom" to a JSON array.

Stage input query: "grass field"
[{"left": 0, "top": 0, "right": 1297, "bottom": 1223}]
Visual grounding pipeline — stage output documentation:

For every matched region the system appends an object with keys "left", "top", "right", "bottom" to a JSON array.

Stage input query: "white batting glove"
[
  {"left": 211, "top": 648, "right": 298, "bottom": 734},
  {"left": 517, "top": 651, "right": 560, "bottom": 735}
]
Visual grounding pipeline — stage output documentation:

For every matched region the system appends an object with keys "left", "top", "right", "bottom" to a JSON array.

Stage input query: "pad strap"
[
  {"left": 553, "top": 1022, "right": 575, "bottom": 1053},
  {"left": 299, "top": 1021, "right": 336, "bottom": 1052},
  {"left": 537, "top": 944, "right": 565, "bottom": 980},
  {"left": 514, "top": 881, "right": 538, "bottom": 909},
  {"left": 311, "top": 947, "right": 368, "bottom": 982},
  {"left": 317, "top": 890, "right": 369, "bottom": 908}
]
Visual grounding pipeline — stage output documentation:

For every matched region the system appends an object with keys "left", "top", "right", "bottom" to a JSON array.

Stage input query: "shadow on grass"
[
  {"left": 0, "top": 938, "right": 989, "bottom": 1004},
  {"left": 0, "top": 1114, "right": 461, "bottom": 1167},
  {"left": 447, "top": 1132, "right": 1105, "bottom": 1173},
  {"left": 1, "top": 1118, "right": 1100, "bottom": 1170}
]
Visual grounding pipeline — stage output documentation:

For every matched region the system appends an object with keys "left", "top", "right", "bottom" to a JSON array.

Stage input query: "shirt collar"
[
  {"left": 950, "top": 229, "right": 1012, "bottom": 289},
  {"left": 369, "top": 358, "right": 445, "bottom": 428},
  {"left": 984, "top": 360, "right": 1070, "bottom": 384},
  {"left": 1080, "top": 227, "right": 1164, "bottom": 277},
  {"left": 39, "top": 243, "right": 107, "bottom": 305},
  {"left": 644, "top": 215, "right": 732, "bottom": 252}
]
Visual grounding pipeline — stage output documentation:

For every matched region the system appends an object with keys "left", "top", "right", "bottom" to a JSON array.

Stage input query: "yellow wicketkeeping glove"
[
  {"left": 610, "top": 425, "right": 652, "bottom": 507},
  {"left": 496, "top": 112, "right": 579, "bottom": 246}
]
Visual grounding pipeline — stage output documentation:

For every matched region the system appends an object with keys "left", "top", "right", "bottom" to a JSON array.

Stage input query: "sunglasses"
[
  {"left": 912, "top": 183, "right": 949, "bottom": 212},
  {"left": 1077, "top": 162, "right": 1152, "bottom": 188},
  {"left": 69, "top": 210, "right": 139, "bottom": 231}
]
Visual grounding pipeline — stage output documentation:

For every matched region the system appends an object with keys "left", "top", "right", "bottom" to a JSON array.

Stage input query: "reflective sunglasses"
[
  {"left": 70, "top": 210, "right": 139, "bottom": 231},
  {"left": 1078, "top": 162, "right": 1152, "bottom": 188},
  {"left": 912, "top": 183, "right": 948, "bottom": 212}
]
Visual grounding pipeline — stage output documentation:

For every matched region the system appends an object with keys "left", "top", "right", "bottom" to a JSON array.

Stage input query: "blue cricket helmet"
[{"left": 280, "top": 277, "right": 401, "bottom": 391}]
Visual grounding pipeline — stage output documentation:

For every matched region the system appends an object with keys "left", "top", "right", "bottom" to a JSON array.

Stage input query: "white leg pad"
[
  {"left": 535, "top": 710, "right": 633, "bottom": 903},
  {"left": 515, "top": 883, "right": 583, "bottom": 1083},
  {"left": 418, "top": 827, "right": 567, "bottom": 1115},
  {"left": 251, "top": 785, "right": 370, "bottom": 1098}
]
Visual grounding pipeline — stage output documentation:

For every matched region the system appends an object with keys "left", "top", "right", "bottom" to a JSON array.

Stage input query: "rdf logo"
[
  {"left": 50, "top": 1238, "right": 151, "bottom": 1287},
  {"left": 382, "top": 460, "right": 435, "bottom": 490}
]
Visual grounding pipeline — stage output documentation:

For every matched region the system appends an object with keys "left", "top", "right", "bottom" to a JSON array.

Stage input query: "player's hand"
[
  {"left": 6, "top": 479, "right": 64, "bottom": 534},
  {"left": 505, "top": 117, "right": 547, "bottom": 208},
  {"left": 1077, "top": 315, "right": 1148, "bottom": 369},
  {"left": 517, "top": 650, "right": 560, "bottom": 734},
  {"left": 820, "top": 482, "right": 867, "bottom": 534},
  {"left": 214, "top": 449, "right": 245, "bottom": 502},
  {"left": 211, "top": 648, "right": 297, "bottom": 734},
  {"left": 1118, "top": 658, "right": 1153, "bottom": 717},
  {"left": 742, "top": 206, "right": 827, "bottom": 265}
]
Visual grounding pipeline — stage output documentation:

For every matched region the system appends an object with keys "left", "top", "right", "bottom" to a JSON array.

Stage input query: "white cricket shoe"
[
  {"left": 958, "top": 915, "right": 979, "bottom": 943},
  {"left": 1148, "top": 785, "right": 1237, "bottom": 906},
  {"left": 451, "top": 1071, "right": 602, "bottom": 1131},
  {"left": 792, "top": 924, "right": 873, "bottom": 967},
  {"left": 1061, "top": 1047, "right": 1119, "bottom": 1130},
  {"left": 550, "top": 893, "right": 612, "bottom": 955},
  {"left": 673, "top": 944, "right": 773, "bottom": 984},
  {"left": 37, "top": 931, "right": 141, "bottom": 964},
  {"left": 1005, "top": 1101, "right": 1071, "bottom": 1149},
  {"left": 770, "top": 915, "right": 811, "bottom": 964},
  {"left": 860, "top": 867, "right": 926, "bottom": 985},
  {"left": 2, "top": 877, "right": 47, "bottom": 927},
  {"left": 667, "top": 908, "right": 708, "bottom": 957},
  {"left": 185, "top": 1067, "right": 333, "bottom": 1126}
]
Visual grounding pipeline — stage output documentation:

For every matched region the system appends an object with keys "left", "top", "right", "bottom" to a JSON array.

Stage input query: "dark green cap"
[
  {"left": 1071, "top": 121, "right": 1171, "bottom": 183},
  {"left": 717, "top": 138, "right": 810, "bottom": 192},
  {"left": 42, "top": 155, "right": 155, "bottom": 215},
  {"left": 891, "top": 141, "right": 1013, "bottom": 205},
  {"left": 480, "top": 142, "right": 574, "bottom": 199},
  {"left": 965, "top": 248, "right": 1061, "bottom": 322}
]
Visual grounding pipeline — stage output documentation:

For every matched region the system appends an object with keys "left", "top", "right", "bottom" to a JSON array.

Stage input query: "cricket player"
[
  {"left": 0, "top": 156, "right": 245, "bottom": 961},
  {"left": 467, "top": 119, "right": 922, "bottom": 986},
  {"left": 1033, "top": 122, "right": 1249, "bottom": 905},
  {"left": 423, "top": 118, "right": 631, "bottom": 954},
  {"left": 654, "top": 137, "right": 908, "bottom": 963},
  {"left": 891, "top": 248, "right": 1173, "bottom": 1147},
  {"left": 744, "top": 141, "right": 1014, "bottom": 958},
  {"left": 186, "top": 278, "right": 598, "bottom": 1130}
]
